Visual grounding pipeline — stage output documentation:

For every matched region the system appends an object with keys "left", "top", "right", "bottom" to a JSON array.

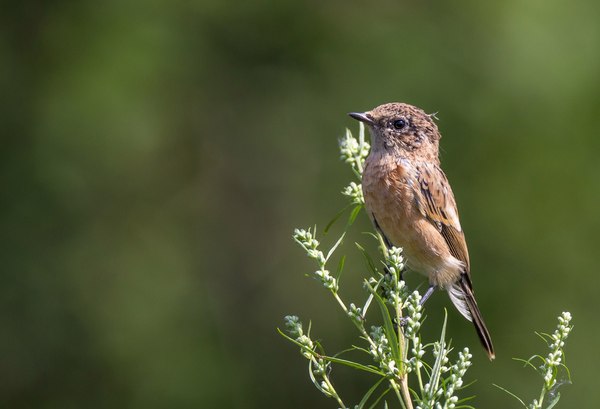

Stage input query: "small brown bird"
[{"left": 349, "top": 102, "right": 495, "bottom": 360}]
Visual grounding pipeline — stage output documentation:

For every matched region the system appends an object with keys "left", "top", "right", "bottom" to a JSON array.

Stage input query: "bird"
[{"left": 349, "top": 102, "right": 495, "bottom": 360}]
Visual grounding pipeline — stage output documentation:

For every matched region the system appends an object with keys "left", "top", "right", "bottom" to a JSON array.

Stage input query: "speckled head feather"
[
  {"left": 353, "top": 103, "right": 441, "bottom": 161},
  {"left": 369, "top": 102, "right": 439, "bottom": 138}
]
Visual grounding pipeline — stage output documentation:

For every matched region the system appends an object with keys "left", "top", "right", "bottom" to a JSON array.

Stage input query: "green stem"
[
  {"left": 536, "top": 385, "right": 546, "bottom": 408},
  {"left": 395, "top": 284, "right": 405, "bottom": 372},
  {"left": 391, "top": 378, "right": 413, "bottom": 409},
  {"left": 394, "top": 286, "right": 413, "bottom": 409},
  {"left": 332, "top": 291, "right": 348, "bottom": 314},
  {"left": 332, "top": 291, "right": 378, "bottom": 350},
  {"left": 390, "top": 380, "right": 408, "bottom": 409},
  {"left": 412, "top": 337, "right": 424, "bottom": 393},
  {"left": 320, "top": 370, "right": 346, "bottom": 409}
]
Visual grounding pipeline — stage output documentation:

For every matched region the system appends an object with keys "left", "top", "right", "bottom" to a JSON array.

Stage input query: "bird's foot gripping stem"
[{"left": 397, "top": 285, "right": 436, "bottom": 327}]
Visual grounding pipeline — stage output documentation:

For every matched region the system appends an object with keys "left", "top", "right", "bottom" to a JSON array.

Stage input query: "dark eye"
[{"left": 392, "top": 119, "right": 407, "bottom": 130}]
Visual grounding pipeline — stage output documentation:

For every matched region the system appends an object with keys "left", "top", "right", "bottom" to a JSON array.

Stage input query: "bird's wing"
[{"left": 414, "top": 162, "right": 471, "bottom": 274}]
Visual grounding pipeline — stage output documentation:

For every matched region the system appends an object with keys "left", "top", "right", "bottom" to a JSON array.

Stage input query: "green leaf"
[
  {"left": 458, "top": 379, "right": 477, "bottom": 391},
  {"left": 335, "top": 255, "right": 346, "bottom": 278},
  {"left": 363, "top": 231, "right": 380, "bottom": 241},
  {"left": 356, "top": 242, "right": 379, "bottom": 275},
  {"left": 350, "top": 345, "right": 372, "bottom": 355},
  {"left": 375, "top": 231, "right": 390, "bottom": 257},
  {"left": 362, "top": 278, "right": 381, "bottom": 317},
  {"left": 492, "top": 384, "right": 528, "bottom": 408},
  {"left": 277, "top": 328, "right": 313, "bottom": 352},
  {"left": 455, "top": 394, "right": 476, "bottom": 403},
  {"left": 454, "top": 394, "right": 476, "bottom": 408},
  {"left": 277, "top": 330, "right": 384, "bottom": 376},
  {"left": 324, "top": 204, "right": 353, "bottom": 233},
  {"left": 535, "top": 331, "right": 552, "bottom": 345},
  {"left": 428, "top": 310, "right": 449, "bottom": 394},
  {"left": 513, "top": 357, "right": 541, "bottom": 371},
  {"left": 308, "top": 359, "right": 331, "bottom": 397},
  {"left": 365, "top": 281, "right": 400, "bottom": 363},
  {"left": 356, "top": 378, "right": 387, "bottom": 409},
  {"left": 347, "top": 204, "right": 363, "bottom": 227},
  {"left": 367, "top": 386, "right": 391, "bottom": 409},
  {"left": 323, "top": 356, "right": 384, "bottom": 376},
  {"left": 326, "top": 232, "right": 346, "bottom": 263}
]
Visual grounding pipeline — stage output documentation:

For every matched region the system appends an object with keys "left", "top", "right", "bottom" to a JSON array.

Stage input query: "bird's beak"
[{"left": 348, "top": 112, "right": 375, "bottom": 125}]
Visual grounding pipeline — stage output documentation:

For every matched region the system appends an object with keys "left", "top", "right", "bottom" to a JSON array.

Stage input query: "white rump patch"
[{"left": 447, "top": 284, "right": 472, "bottom": 322}]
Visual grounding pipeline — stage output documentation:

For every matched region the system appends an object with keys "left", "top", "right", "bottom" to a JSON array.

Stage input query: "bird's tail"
[{"left": 448, "top": 276, "right": 495, "bottom": 360}]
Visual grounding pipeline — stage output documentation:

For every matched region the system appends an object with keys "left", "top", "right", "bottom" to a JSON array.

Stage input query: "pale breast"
[
  {"left": 362, "top": 154, "right": 419, "bottom": 248},
  {"left": 362, "top": 154, "right": 461, "bottom": 285}
]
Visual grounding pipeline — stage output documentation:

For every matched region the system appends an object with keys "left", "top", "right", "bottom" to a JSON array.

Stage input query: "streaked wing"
[{"left": 414, "top": 162, "right": 471, "bottom": 273}]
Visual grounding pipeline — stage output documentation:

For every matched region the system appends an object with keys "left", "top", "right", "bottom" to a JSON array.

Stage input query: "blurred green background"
[{"left": 2, "top": 0, "right": 599, "bottom": 407}]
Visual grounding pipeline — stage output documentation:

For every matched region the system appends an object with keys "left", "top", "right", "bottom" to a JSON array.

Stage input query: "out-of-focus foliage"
[{"left": 1, "top": 0, "right": 598, "bottom": 407}]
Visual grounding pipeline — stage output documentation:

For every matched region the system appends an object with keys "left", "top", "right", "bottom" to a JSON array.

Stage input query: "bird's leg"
[
  {"left": 420, "top": 285, "right": 437, "bottom": 306},
  {"left": 398, "top": 285, "right": 437, "bottom": 327}
]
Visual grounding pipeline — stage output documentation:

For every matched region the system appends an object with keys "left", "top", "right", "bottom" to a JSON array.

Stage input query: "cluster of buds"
[
  {"left": 315, "top": 268, "right": 338, "bottom": 291},
  {"left": 284, "top": 316, "right": 338, "bottom": 400},
  {"left": 442, "top": 348, "right": 472, "bottom": 408},
  {"left": 293, "top": 228, "right": 325, "bottom": 264},
  {"left": 416, "top": 345, "right": 472, "bottom": 409},
  {"left": 406, "top": 291, "right": 425, "bottom": 371},
  {"left": 347, "top": 303, "right": 363, "bottom": 325},
  {"left": 381, "top": 247, "right": 407, "bottom": 306},
  {"left": 342, "top": 181, "right": 364, "bottom": 205},
  {"left": 339, "top": 125, "right": 370, "bottom": 176},
  {"left": 542, "top": 311, "right": 572, "bottom": 388},
  {"left": 369, "top": 326, "right": 399, "bottom": 377},
  {"left": 293, "top": 228, "right": 338, "bottom": 292},
  {"left": 284, "top": 315, "right": 314, "bottom": 359},
  {"left": 417, "top": 342, "right": 451, "bottom": 409},
  {"left": 405, "top": 291, "right": 423, "bottom": 338},
  {"left": 529, "top": 311, "right": 573, "bottom": 409}
]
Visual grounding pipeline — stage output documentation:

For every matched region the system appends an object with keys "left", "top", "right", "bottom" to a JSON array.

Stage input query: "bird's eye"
[{"left": 392, "top": 119, "right": 407, "bottom": 130}]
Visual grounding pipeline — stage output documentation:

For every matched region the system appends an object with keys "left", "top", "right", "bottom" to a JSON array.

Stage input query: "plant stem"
[
  {"left": 332, "top": 291, "right": 379, "bottom": 351},
  {"left": 332, "top": 292, "right": 348, "bottom": 314},
  {"left": 415, "top": 344, "right": 424, "bottom": 393},
  {"left": 320, "top": 372, "right": 346, "bottom": 409},
  {"left": 391, "top": 380, "right": 408, "bottom": 409},
  {"left": 391, "top": 378, "right": 413, "bottom": 409},
  {"left": 536, "top": 385, "right": 546, "bottom": 409}
]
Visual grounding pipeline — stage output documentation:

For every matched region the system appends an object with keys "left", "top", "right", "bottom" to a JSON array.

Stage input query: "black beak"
[{"left": 348, "top": 112, "right": 374, "bottom": 125}]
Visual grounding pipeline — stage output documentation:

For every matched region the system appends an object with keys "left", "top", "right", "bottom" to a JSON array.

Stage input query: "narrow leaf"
[
  {"left": 356, "top": 243, "right": 379, "bottom": 275},
  {"left": 336, "top": 255, "right": 346, "bottom": 277},
  {"left": 429, "top": 310, "right": 448, "bottom": 393},
  {"left": 324, "top": 204, "right": 352, "bottom": 233},
  {"left": 367, "top": 386, "right": 391, "bottom": 409},
  {"left": 492, "top": 384, "right": 528, "bottom": 408},
  {"left": 324, "top": 356, "right": 384, "bottom": 376},
  {"left": 326, "top": 232, "right": 346, "bottom": 263},
  {"left": 356, "top": 378, "right": 386, "bottom": 409},
  {"left": 513, "top": 357, "right": 541, "bottom": 371},
  {"left": 347, "top": 204, "right": 363, "bottom": 227},
  {"left": 366, "top": 282, "right": 400, "bottom": 362}
]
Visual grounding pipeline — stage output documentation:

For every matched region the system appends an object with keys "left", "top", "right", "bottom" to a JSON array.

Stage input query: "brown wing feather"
[{"left": 414, "top": 162, "right": 471, "bottom": 274}]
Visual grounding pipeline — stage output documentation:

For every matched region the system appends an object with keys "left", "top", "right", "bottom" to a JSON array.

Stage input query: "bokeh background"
[{"left": 2, "top": 0, "right": 599, "bottom": 407}]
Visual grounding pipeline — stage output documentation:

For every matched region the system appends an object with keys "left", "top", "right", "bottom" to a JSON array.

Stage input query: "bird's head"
[{"left": 349, "top": 102, "right": 441, "bottom": 160}]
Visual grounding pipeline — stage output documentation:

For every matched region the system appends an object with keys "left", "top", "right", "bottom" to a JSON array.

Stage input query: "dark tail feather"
[{"left": 455, "top": 276, "right": 495, "bottom": 360}]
